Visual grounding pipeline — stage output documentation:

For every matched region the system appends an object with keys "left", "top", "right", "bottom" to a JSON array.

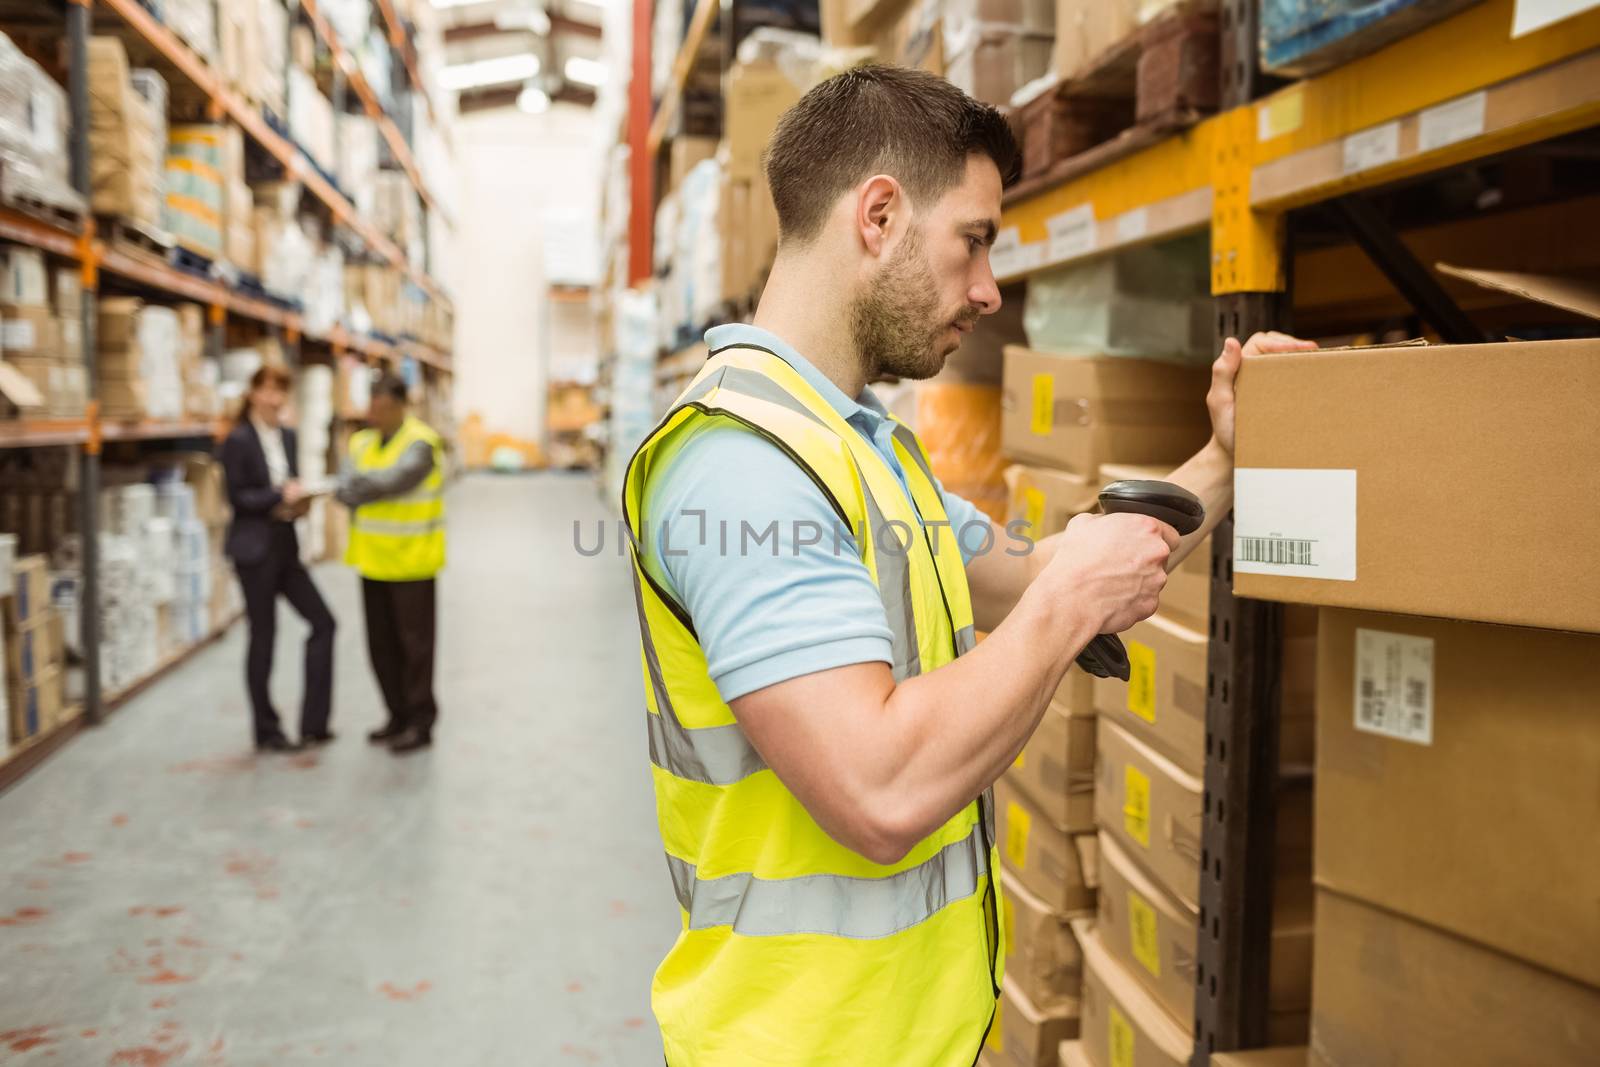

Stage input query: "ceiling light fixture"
[{"left": 438, "top": 53, "right": 542, "bottom": 92}]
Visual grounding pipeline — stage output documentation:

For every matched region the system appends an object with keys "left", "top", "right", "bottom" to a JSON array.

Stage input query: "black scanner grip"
[{"left": 1074, "top": 480, "right": 1205, "bottom": 682}]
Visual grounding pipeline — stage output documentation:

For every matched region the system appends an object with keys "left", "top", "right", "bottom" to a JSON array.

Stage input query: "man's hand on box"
[{"left": 1208, "top": 331, "right": 1319, "bottom": 457}]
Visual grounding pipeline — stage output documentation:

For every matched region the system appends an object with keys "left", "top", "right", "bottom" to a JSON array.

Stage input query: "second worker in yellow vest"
[
  {"left": 624, "top": 66, "right": 1316, "bottom": 1065},
  {"left": 337, "top": 372, "right": 447, "bottom": 755}
]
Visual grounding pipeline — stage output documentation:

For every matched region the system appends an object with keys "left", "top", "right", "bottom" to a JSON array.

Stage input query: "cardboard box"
[
  {"left": 6, "top": 554, "right": 50, "bottom": 626},
  {"left": 1006, "top": 464, "right": 1098, "bottom": 543},
  {"left": 724, "top": 60, "right": 804, "bottom": 182},
  {"left": 1096, "top": 833, "right": 1312, "bottom": 1031},
  {"left": 8, "top": 664, "right": 62, "bottom": 741},
  {"left": 668, "top": 136, "right": 717, "bottom": 194},
  {"left": 1233, "top": 267, "right": 1600, "bottom": 634},
  {"left": 1054, "top": 0, "right": 1139, "bottom": 83},
  {"left": 947, "top": 29, "right": 1056, "bottom": 107},
  {"left": 1093, "top": 608, "right": 1318, "bottom": 776},
  {"left": 0, "top": 303, "right": 59, "bottom": 358},
  {"left": 1310, "top": 889, "right": 1600, "bottom": 1067},
  {"left": 1000, "top": 868, "right": 1084, "bottom": 1015},
  {"left": 1209, "top": 1051, "right": 1308, "bottom": 1067},
  {"left": 997, "top": 774, "right": 1098, "bottom": 914},
  {"left": 1075, "top": 918, "right": 1193, "bottom": 1067},
  {"left": 1, "top": 247, "right": 49, "bottom": 305},
  {"left": 1095, "top": 717, "right": 1311, "bottom": 913},
  {"left": 5, "top": 611, "right": 62, "bottom": 683},
  {"left": 986, "top": 974, "right": 1079, "bottom": 1067},
  {"left": 1313, "top": 608, "right": 1600, "bottom": 988},
  {"left": 1011, "top": 699, "right": 1096, "bottom": 833},
  {"left": 1001, "top": 348, "right": 1211, "bottom": 477}
]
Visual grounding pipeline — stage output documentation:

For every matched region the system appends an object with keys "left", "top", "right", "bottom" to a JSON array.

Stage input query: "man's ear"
[{"left": 856, "top": 175, "right": 901, "bottom": 257}]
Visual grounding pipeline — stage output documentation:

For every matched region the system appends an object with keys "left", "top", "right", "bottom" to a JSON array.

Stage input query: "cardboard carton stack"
[
  {"left": 288, "top": 67, "right": 337, "bottom": 176},
  {"left": 4, "top": 553, "right": 67, "bottom": 745},
  {"left": 1231, "top": 269, "right": 1600, "bottom": 1067},
  {"left": 97, "top": 298, "right": 185, "bottom": 421},
  {"left": 86, "top": 37, "right": 164, "bottom": 230},
  {"left": 3, "top": 250, "right": 87, "bottom": 418},
  {"left": 219, "top": 0, "right": 289, "bottom": 119},
  {"left": 1053, "top": 0, "right": 1138, "bottom": 84},
  {"left": 164, "top": 0, "right": 218, "bottom": 64},
  {"left": 943, "top": 0, "right": 1056, "bottom": 106},
  {"left": 716, "top": 52, "right": 805, "bottom": 308},
  {"left": 164, "top": 125, "right": 228, "bottom": 260}
]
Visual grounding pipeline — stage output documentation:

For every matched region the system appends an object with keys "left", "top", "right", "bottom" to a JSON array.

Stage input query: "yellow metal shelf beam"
[{"left": 998, "top": 0, "right": 1600, "bottom": 293}]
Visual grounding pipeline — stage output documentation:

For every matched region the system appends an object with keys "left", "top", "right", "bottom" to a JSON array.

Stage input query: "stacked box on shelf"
[
  {"left": 339, "top": 115, "right": 382, "bottom": 219},
  {"left": 0, "top": 31, "right": 84, "bottom": 216},
  {"left": 1260, "top": 0, "right": 1481, "bottom": 78},
  {"left": 164, "top": 0, "right": 218, "bottom": 63},
  {"left": 164, "top": 125, "right": 228, "bottom": 260},
  {"left": 3, "top": 248, "right": 81, "bottom": 419},
  {"left": 287, "top": 68, "right": 337, "bottom": 177},
  {"left": 86, "top": 38, "right": 164, "bottom": 230},
  {"left": 4, "top": 554, "right": 67, "bottom": 744},
  {"left": 944, "top": 0, "right": 1056, "bottom": 106},
  {"left": 1231, "top": 269, "right": 1600, "bottom": 1066},
  {"left": 219, "top": 0, "right": 289, "bottom": 118},
  {"left": 98, "top": 298, "right": 185, "bottom": 420},
  {"left": 296, "top": 364, "right": 335, "bottom": 562}
]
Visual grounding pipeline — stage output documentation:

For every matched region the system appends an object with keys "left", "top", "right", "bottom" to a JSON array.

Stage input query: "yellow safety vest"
[
  {"left": 623, "top": 345, "right": 1004, "bottom": 1067},
  {"left": 345, "top": 415, "right": 446, "bottom": 581}
]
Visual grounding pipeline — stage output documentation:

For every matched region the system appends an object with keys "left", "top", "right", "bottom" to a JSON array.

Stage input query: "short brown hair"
[
  {"left": 238, "top": 364, "right": 293, "bottom": 424},
  {"left": 762, "top": 65, "right": 1021, "bottom": 244}
]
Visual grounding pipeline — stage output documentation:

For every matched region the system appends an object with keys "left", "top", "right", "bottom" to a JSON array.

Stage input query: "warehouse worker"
[
  {"left": 622, "top": 66, "right": 1315, "bottom": 1066},
  {"left": 337, "top": 373, "right": 446, "bottom": 755}
]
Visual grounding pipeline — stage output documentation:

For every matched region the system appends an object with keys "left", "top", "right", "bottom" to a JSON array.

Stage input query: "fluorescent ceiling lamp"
[
  {"left": 563, "top": 56, "right": 607, "bottom": 87},
  {"left": 517, "top": 86, "right": 551, "bottom": 113},
  {"left": 438, "top": 53, "right": 542, "bottom": 92}
]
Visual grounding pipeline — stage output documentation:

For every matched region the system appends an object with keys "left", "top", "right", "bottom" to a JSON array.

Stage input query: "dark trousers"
[
  {"left": 362, "top": 577, "right": 437, "bottom": 737},
  {"left": 236, "top": 530, "right": 336, "bottom": 742}
]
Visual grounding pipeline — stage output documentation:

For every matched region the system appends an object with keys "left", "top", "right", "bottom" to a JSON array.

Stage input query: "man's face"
[
  {"left": 370, "top": 393, "right": 405, "bottom": 435},
  {"left": 850, "top": 154, "right": 1003, "bottom": 380}
]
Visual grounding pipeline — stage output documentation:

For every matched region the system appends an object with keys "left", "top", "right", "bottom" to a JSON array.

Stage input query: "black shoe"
[
  {"left": 367, "top": 723, "right": 406, "bottom": 744},
  {"left": 387, "top": 728, "right": 432, "bottom": 754},
  {"left": 301, "top": 731, "right": 337, "bottom": 747},
  {"left": 256, "top": 735, "right": 302, "bottom": 753}
]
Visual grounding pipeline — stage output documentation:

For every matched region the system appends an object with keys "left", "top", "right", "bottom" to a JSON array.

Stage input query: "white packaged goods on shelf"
[
  {"left": 325, "top": 0, "right": 373, "bottom": 50},
  {"left": 175, "top": 519, "right": 208, "bottom": 570},
  {"left": 52, "top": 569, "right": 81, "bottom": 657},
  {"left": 259, "top": 218, "right": 314, "bottom": 302},
  {"left": 605, "top": 289, "right": 661, "bottom": 505},
  {"left": 680, "top": 160, "right": 724, "bottom": 329},
  {"left": 143, "top": 517, "right": 177, "bottom": 605},
  {"left": 338, "top": 115, "right": 380, "bottom": 215},
  {"left": 0, "top": 32, "right": 80, "bottom": 214},
  {"left": 164, "top": 0, "right": 218, "bottom": 62},
  {"left": 302, "top": 245, "right": 346, "bottom": 337},
  {"left": 288, "top": 67, "right": 337, "bottom": 173},
  {"left": 1022, "top": 235, "right": 1214, "bottom": 361},
  {"left": 255, "top": 0, "right": 289, "bottom": 117},
  {"left": 164, "top": 125, "right": 227, "bottom": 259},
  {"left": 135, "top": 306, "right": 185, "bottom": 418},
  {"left": 1, "top": 247, "right": 48, "bottom": 306},
  {"left": 156, "top": 481, "right": 198, "bottom": 525},
  {"left": 652, "top": 0, "right": 683, "bottom": 97},
  {"left": 220, "top": 346, "right": 263, "bottom": 385},
  {"left": 0, "top": 532, "right": 14, "bottom": 597}
]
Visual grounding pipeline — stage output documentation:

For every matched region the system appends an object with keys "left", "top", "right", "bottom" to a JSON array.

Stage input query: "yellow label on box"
[
  {"left": 1128, "top": 889, "right": 1161, "bottom": 977},
  {"left": 1013, "top": 749, "right": 1026, "bottom": 770},
  {"left": 1030, "top": 374, "right": 1054, "bottom": 435},
  {"left": 1127, "top": 639, "right": 1157, "bottom": 722},
  {"left": 1005, "top": 801, "right": 1031, "bottom": 870},
  {"left": 1124, "top": 764, "right": 1151, "bottom": 848},
  {"left": 1109, "top": 1004, "right": 1135, "bottom": 1067},
  {"left": 1022, "top": 486, "right": 1045, "bottom": 534},
  {"left": 987, "top": 995, "right": 1004, "bottom": 1053}
]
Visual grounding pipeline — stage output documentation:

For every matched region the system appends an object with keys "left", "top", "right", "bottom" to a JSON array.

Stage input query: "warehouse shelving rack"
[
  {"left": 0, "top": 0, "right": 456, "bottom": 793},
  {"left": 989, "top": 1, "right": 1600, "bottom": 1061}
]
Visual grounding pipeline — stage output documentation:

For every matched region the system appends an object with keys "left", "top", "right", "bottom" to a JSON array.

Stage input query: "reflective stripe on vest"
[
  {"left": 623, "top": 345, "right": 1003, "bottom": 1067},
  {"left": 345, "top": 415, "right": 446, "bottom": 581}
]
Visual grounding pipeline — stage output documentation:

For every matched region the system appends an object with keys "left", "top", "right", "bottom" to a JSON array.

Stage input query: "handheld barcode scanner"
[{"left": 1075, "top": 480, "right": 1206, "bottom": 682}]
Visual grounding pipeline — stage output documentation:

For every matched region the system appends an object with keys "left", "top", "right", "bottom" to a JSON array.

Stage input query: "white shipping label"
[
  {"left": 1047, "top": 204, "right": 1097, "bottom": 262},
  {"left": 0, "top": 320, "right": 37, "bottom": 351},
  {"left": 1513, "top": 0, "right": 1600, "bottom": 37},
  {"left": 1017, "top": 242, "right": 1046, "bottom": 271},
  {"left": 1234, "top": 468, "right": 1357, "bottom": 581},
  {"left": 1342, "top": 122, "right": 1400, "bottom": 175},
  {"left": 1418, "top": 92, "right": 1486, "bottom": 153},
  {"left": 1353, "top": 628, "right": 1435, "bottom": 745},
  {"left": 1115, "top": 207, "right": 1149, "bottom": 244},
  {"left": 990, "top": 227, "right": 1022, "bottom": 278}
]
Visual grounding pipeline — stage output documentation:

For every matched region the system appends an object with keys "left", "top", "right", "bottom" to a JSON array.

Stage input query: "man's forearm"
[{"left": 1163, "top": 437, "right": 1233, "bottom": 571}]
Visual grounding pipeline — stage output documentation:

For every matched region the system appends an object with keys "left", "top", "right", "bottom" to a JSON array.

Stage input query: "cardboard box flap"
[
  {"left": 1436, "top": 263, "right": 1600, "bottom": 322},
  {"left": 1209, "top": 1051, "right": 1310, "bottom": 1067},
  {"left": 1098, "top": 832, "right": 1191, "bottom": 929},
  {"left": 1058, "top": 1040, "right": 1091, "bottom": 1067},
  {"left": 1072, "top": 918, "right": 1193, "bottom": 1061},
  {"left": 0, "top": 361, "right": 47, "bottom": 408},
  {"left": 1002, "top": 971, "right": 1079, "bottom": 1027}
]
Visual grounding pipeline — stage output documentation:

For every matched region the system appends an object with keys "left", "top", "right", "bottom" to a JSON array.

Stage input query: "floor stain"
[
  {"left": 0, "top": 906, "right": 48, "bottom": 927},
  {"left": 376, "top": 980, "right": 432, "bottom": 1002},
  {"left": 1, "top": 1026, "right": 56, "bottom": 1053}
]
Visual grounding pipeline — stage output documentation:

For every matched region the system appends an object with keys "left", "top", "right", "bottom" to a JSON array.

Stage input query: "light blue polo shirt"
[{"left": 638, "top": 324, "right": 989, "bottom": 703}]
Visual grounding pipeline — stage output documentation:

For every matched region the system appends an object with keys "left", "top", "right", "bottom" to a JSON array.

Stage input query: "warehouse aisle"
[{"left": 0, "top": 474, "right": 677, "bottom": 1066}]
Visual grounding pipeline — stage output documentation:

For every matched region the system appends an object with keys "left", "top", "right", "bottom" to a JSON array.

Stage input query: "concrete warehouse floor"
[{"left": 0, "top": 474, "right": 677, "bottom": 1066}]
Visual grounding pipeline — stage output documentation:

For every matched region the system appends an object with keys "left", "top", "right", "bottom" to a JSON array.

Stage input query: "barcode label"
[
  {"left": 1354, "top": 628, "right": 1434, "bottom": 745},
  {"left": 1235, "top": 469, "right": 1357, "bottom": 582},
  {"left": 1237, "top": 536, "right": 1316, "bottom": 566}
]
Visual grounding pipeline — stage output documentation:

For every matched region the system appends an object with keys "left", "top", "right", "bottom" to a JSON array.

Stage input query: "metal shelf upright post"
[{"left": 66, "top": 0, "right": 103, "bottom": 724}]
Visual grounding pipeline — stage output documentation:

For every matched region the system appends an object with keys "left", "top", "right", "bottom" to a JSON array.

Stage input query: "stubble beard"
[{"left": 849, "top": 227, "right": 959, "bottom": 382}]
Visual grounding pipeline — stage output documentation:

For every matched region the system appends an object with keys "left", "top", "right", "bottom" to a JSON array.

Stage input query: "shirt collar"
[
  {"left": 250, "top": 414, "right": 283, "bottom": 441},
  {"left": 703, "top": 323, "right": 891, "bottom": 429}
]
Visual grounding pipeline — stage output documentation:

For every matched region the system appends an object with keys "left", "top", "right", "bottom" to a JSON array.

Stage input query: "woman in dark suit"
[{"left": 220, "top": 365, "right": 337, "bottom": 752}]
